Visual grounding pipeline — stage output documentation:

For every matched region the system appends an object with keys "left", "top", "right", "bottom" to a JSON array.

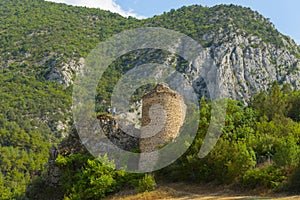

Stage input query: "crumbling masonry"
[{"left": 140, "top": 83, "right": 186, "bottom": 152}]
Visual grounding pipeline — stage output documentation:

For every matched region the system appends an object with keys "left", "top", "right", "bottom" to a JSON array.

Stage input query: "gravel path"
[{"left": 106, "top": 183, "right": 300, "bottom": 200}]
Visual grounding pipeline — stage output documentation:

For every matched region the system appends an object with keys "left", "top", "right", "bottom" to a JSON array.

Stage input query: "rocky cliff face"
[
  {"left": 46, "top": 57, "right": 85, "bottom": 87},
  {"left": 52, "top": 31, "right": 299, "bottom": 104},
  {"left": 186, "top": 29, "right": 300, "bottom": 102}
]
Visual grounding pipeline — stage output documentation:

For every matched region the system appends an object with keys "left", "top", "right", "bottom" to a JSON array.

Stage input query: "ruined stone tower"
[{"left": 139, "top": 83, "right": 186, "bottom": 153}]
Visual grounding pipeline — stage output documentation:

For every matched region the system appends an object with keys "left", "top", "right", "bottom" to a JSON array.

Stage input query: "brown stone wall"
[{"left": 140, "top": 84, "right": 186, "bottom": 152}]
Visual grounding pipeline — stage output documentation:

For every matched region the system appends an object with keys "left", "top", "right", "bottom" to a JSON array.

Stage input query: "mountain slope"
[
  {"left": 0, "top": 0, "right": 300, "bottom": 199},
  {"left": 141, "top": 5, "right": 300, "bottom": 101},
  {"left": 1, "top": 1, "right": 299, "bottom": 97},
  {"left": 0, "top": 0, "right": 136, "bottom": 198}
]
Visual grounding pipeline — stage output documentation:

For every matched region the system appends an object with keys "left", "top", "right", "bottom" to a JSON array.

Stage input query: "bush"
[
  {"left": 285, "top": 164, "right": 300, "bottom": 192},
  {"left": 136, "top": 174, "right": 156, "bottom": 193},
  {"left": 241, "top": 166, "right": 286, "bottom": 190},
  {"left": 273, "top": 136, "right": 300, "bottom": 167},
  {"left": 57, "top": 154, "right": 125, "bottom": 199},
  {"left": 198, "top": 139, "right": 256, "bottom": 184}
]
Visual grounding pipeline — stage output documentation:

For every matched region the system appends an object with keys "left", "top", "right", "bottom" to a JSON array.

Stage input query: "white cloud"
[{"left": 46, "top": 0, "right": 144, "bottom": 19}]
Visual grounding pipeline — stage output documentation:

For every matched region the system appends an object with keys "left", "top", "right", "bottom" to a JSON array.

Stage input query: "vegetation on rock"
[{"left": 1, "top": 0, "right": 300, "bottom": 199}]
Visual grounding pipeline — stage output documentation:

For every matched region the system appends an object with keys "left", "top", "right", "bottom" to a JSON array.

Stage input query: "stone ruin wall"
[
  {"left": 140, "top": 84, "right": 186, "bottom": 152},
  {"left": 44, "top": 84, "right": 187, "bottom": 187}
]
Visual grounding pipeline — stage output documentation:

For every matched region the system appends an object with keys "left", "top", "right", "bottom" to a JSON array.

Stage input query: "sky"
[{"left": 46, "top": 0, "right": 300, "bottom": 44}]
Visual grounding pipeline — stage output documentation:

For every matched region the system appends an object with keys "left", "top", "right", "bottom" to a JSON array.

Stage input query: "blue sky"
[{"left": 47, "top": 0, "right": 300, "bottom": 44}]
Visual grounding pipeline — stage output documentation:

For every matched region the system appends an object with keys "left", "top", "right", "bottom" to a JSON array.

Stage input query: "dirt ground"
[{"left": 105, "top": 183, "right": 300, "bottom": 200}]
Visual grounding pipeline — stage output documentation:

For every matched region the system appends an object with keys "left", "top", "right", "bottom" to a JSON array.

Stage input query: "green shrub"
[
  {"left": 197, "top": 139, "right": 256, "bottom": 184},
  {"left": 58, "top": 154, "right": 125, "bottom": 199},
  {"left": 285, "top": 164, "right": 300, "bottom": 192},
  {"left": 273, "top": 136, "right": 300, "bottom": 167},
  {"left": 136, "top": 174, "right": 156, "bottom": 193},
  {"left": 241, "top": 166, "right": 286, "bottom": 190}
]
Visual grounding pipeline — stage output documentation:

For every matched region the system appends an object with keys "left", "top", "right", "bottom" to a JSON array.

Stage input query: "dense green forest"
[
  {"left": 1, "top": 0, "right": 300, "bottom": 199},
  {"left": 26, "top": 83, "right": 300, "bottom": 199},
  {"left": 0, "top": 1, "right": 135, "bottom": 198}
]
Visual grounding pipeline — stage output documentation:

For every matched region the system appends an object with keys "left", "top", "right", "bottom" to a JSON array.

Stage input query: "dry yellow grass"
[{"left": 105, "top": 183, "right": 300, "bottom": 200}]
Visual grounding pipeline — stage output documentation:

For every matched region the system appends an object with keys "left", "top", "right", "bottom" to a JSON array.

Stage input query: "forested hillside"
[
  {"left": 27, "top": 83, "right": 300, "bottom": 199},
  {"left": 0, "top": 0, "right": 300, "bottom": 199}
]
